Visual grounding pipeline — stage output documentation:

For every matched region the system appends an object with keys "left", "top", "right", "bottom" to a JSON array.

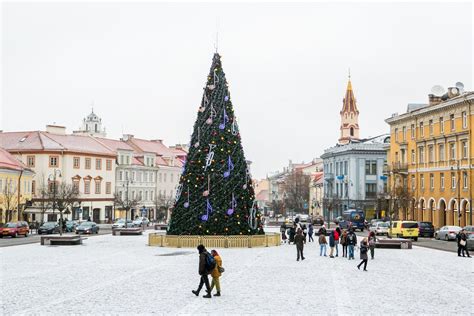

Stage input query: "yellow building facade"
[
  {"left": 385, "top": 90, "right": 473, "bottom": 228},
  {"left": 0, "top": 148, "right": 34, "bottom": 223}
]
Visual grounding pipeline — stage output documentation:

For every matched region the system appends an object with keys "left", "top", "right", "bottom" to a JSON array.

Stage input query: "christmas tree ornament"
[
  {"left": 227, "top": 193, "right": 237, "bottom": 216},
  {"left": 200, "top": 199, "right": 213, "bottom": 221}
]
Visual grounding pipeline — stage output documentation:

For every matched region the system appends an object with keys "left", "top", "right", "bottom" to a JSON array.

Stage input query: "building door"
[
  {"left": 438, "top": 200, "right": 446, "bottom": 227},
  {"left": 47, "top": 214, "right": 58, "bottom": 222},
  {"left": 105, "top": 206, "right": 113, "bottom": 223},
  {"left": 93, "top": 208, "right": 100, "bottom": 223},
  {"left": 83, "top": 207, "right": 90, "bottom": 221}
]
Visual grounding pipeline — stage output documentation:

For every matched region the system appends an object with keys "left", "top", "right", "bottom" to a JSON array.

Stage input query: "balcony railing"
[{"left": 390, "top": 162, "right": 408, "bottom": 173}]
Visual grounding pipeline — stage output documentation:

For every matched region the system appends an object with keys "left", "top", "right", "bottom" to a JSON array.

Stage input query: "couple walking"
[{"left": 192, "top": 244, "right": 224, "bottom": 298}]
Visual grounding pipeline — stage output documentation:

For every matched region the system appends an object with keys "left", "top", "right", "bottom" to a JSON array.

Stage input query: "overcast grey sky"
[{"left": 1, "top": 2, "right": 472, "bottom": 178}]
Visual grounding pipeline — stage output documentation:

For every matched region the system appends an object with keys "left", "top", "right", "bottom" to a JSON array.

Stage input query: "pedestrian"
[
  {"left": 281, "top": 224, "right": 288, "bottom": 244},
  {"left": 319, "top": 232, "right": 327, "bottom": 256},
  {"left": 289, "top": 227, "right": 296, "bottom": 245},
  {"left": 456, "top": 230, "right": 464, "bottom": 257},
  {"left": 334, "top": 227, "right": 340, "bottom": 257},
  {"left": 210, "top": 249, "right": 223, "bottom": 296},
  {"left": 329, "top": 230, "right": 336, "bottom": 258},
  {"left": 318, "top": 224, "right": 327, "bottom": 236},
  {"left": 347, "top": 228, "right": 357, "bottom": 260},
  {"left": 459, "top": 229, "right": 471, "bottom": 258},
  {"left": 368, "top": 231, "right": 377, "bottom": 259},
  {"left": 341, "top": 229, "right": 348, "bottom": 258},
  {"left": 357, "top": 238, "right": 369, "bottom": 271},
  {"left": 302, "top": 224, "right": 307, "bottom": 241},
  {"left": 192, "top": 244, "right": 213, "bottom": 298},
  {"left": 295, "top": 228, "right": 306, "bottom": 261},
  {"left": 308, "top": 223, "right": 314, "bottom": 242}
]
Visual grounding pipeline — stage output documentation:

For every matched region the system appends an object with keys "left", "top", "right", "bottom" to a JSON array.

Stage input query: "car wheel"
[
  {"left": 444, "top": 235, "right": 449, "bottom": 241},
  {"left": 435, "top": 234, "right": 438, "bottom": 240},
  {"left": 13, "top": 232, "right": 18, "bottom": 238},
  {"left": 25, "top": 232, "right": 28, "bottom": 237}
]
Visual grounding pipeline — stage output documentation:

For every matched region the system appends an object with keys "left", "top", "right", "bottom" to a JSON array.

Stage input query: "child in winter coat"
[
  {"left": 318, "top": 233, "right": 327, "bottom": 256},
  {"left": 210, "top": 249, "right": 223, "bottom": 296}
]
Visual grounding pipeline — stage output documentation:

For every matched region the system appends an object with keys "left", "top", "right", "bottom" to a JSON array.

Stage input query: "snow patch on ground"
[{"left": 1, "top": 232, "right": 472, "bottom": 315}]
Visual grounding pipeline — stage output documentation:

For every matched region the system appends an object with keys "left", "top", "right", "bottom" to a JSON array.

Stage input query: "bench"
[
  {"left": 154, "top": 224, "right": 168, "bottom": 231},
  {"left": 112, "top": 227, "right": 143, "bottom": 236},
  {"left": 376, "top": 238, "right": 412, "bottom": 249},
  {"left": 40, "top": 235, "right": 84, "bottom": 246}
]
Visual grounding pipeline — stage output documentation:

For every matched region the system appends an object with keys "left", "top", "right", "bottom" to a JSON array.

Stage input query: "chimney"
[
  {"left": 46, "top": 125, "right": 66, "bottom": 135},
  {"left": 428, "top": 94, "right": 442, "bottom": 106},
  {"left": 122, "top": 134, "right": 134, "bottom": 141},
  {"left": 447, "top": 87, "right": 460, "bottom": 98}
]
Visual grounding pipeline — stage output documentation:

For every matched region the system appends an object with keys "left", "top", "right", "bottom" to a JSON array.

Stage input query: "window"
[
  {"left": 49, "top": 156, "right": 59, "bottom": 167},
  {"left": 132, "top": 191, "right": 136, "bottom": 199},
  {"left": 120, "top": 155, "right": 124, "bottom": 165},
  {"left": 418, "top": 146, "right": 425, "bottom": 163},
  {"left": 150, "top": 190, "right": 154, "bottom": 201},
  {"left": 158, "top": 173, "right": 162, "bottom": 183},
  {"left": 419, "top": 122, "right": 424, "bottom": 137},
  {"left": 73, "top": 180, "right": 80, "bottom": 193},
  {"left": 402, "top": 126, "right": 406, "bottom": 141},
  {"left": 430, "top": 174, "right": 434, "bottom": 190},
  {"left": 106, "top": 182, "right": 111, "bottom": 194},
  {"left": 365, "top": 183, "right": 377, "bottom": 198},
  {"left": 145, "top": 191, "right": 148, "bottom": 201},
  {"left": 450, "top": 114, "right": 455, "bottom": 131},
  {"left": 132, "top": 171, "right": 136, "bottom": 181},
  {"left": 31, "top": 180, "right": 36, "bottom": 196},
  {"left": 439, "top": 117, "right": 444, "bottom": 133},
  {"left": 420, "top": 174, "right": 425, "bottom": 190},
  {"left": 96, "top": 159, "right": 102, "bottom": 170},
  {"left": 126, "top": 156, "right": 130, "bottom": 165},
  {"left": 350, "top": 127, "right": 354, "bottom": 136},
  {"left": 151, "top": 173, "right": 154, "bottom": 182},
  {"left": 462, "top": 111, "right": 467, "bottom": 129},
  {"left": 138, "top": 172, "right": 142, "bottom": 182},
  {"left": 164, "top": 173, "right": 167, "bottom": 182},
  {"left": 449, "top": 143, "right": 456, "bottom": 160},
  {"left": 439, "top": 144, "right": 445, "bottom": 161},
  {"left": 119, "top": 171, "right": 123, "bottom": 181},
  {"left": 411, "top": 175, "right": 415, "bottom": 191},
  {"left": 84, "top": 181, "right": 91, "bottom": 194},
  {"left": 125, "top": 171, "right": 129, "bottom": 180},
  {"left": 411, "top": 124, "right": 415, "bottom": 139},
  {"left": 451, "top": 173, "right": 456, "bottom": 189},
  {"left": 106, "top": 159, "right": 112, "bottom": 171},
  {"left": 411, "top": 149, "right": 415, "bottom": 165},
  {"left": 428, "top": 145, "right": 434, "bottom": 163},
  {"left": 171, "top": 174, "right": 174, "bottom": 183},
  {"left": 463, "top": 172, "right": 468, "bottom": 189},
  {"left": 462, "top": 141, "right": 468, "bottom": 159},
  {"left": 144, "top": 172, "right": 148, "bottom": 182},
  {"left": 139, "top": 191, "right": 143, "bottom": 200},
  {"left": 365, "top": 161, "right": 377, "bottom": 175},
  {"left": 95, "top": 181, "right": 101, "bottom": 194},
  {"left": 27, "top": 155, "right": 35, "bottom": 167},
  {"left": 429, "top": 120, "right": 433, "bottom": 135},
  {"left": 394, "top": 128, "right": 398, "bottom": 141},
  {"left": 344, "top": 161, "right": 348, "bottom": 175},
  {"left": 85, "top": 158, "right": 91, "bottom": 169},
  {"left": 440, "top": 173, "right": 445, "bottom": 189},
  {"left": 73, "top": 157, "right": 80, "bottom": 169}
]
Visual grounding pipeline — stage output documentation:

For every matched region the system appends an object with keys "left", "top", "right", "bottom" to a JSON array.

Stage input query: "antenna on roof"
[
  {"left": 431, "top": 85, "right": 445, "bottom": 96},
  {"left": 214, "top": 18, "right": 220, "bottom": 53}
]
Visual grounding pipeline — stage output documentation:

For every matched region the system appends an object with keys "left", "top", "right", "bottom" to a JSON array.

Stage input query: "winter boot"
[
  {"left": 203, "top": 293, "right": 212, "bottom": 298},
  {"left": 192, "top": 290, "right": 199, "bottom": 296},
  {"left": 214, "top": 292, "right": 221, "bottom": 297}
]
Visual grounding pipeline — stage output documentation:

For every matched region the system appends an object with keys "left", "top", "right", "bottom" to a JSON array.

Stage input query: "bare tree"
[
  {"left": 52, "top": 183, "right": 79, "bottom": 235},
  {"left": 154, "top": 196, "right": 173, "bottom": 223},
  {"left": 2, "top": 178, "right": 18, "bottom": 223},
  {"left": 37, "top": 180, "right": 51, "bottom": 225},
  {"left": 114, "top": 191, "right": 141, "bottom": 227},
  {"left": 271, "top": 200, "right": 285, "bottom": 218},
  {"left": 282, "top": 170, "right": 311, "bottom": 215}
]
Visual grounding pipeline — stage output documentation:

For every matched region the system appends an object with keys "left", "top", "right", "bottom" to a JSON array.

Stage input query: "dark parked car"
[
  {"left": 76, "top": 222, "right": 99, "bottom": 234},
  {"left": 313, "top": 217, "right": 324, "bottom": 226},
  {"left": 418, "top": 221, "right": 435, "bottom": 238},
  {"left": 38, "top": 222, "right": 60, "bottom": 235},
  {"left": 466, "top": 234, "right": 474, "bottom": 251},
  {"left": 463, "top": 226, "right": 474, "bottom": 235},
  {"left": 65, "top": 221, "right": 78, "bottom": 232}
]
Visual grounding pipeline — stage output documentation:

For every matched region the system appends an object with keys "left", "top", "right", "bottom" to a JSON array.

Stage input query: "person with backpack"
[
  {"left": 210, "top": 249, "right": 223, "bottom": 296},
  {"left": 334, "top": 227, "right": 341, "bottom": 257},
  {"left": 328, "top": 230, "right": 336, "bottom": 258},
  {"left": 357, "top": 238, "right": 369, "bottom": 271},
  {"left": 368, "top": 231, "right": 377, "bottom": 259},
  {"left": 192, "top": 244, "right": 214, "bottom": 298},
  {"left": 318, "top": 231, "right": 327, "bottom": 256},
  {"left": 308, "top": 223, "right": 314, "bottom": 242},
  {"left": 340, "top": 229, "right": 348, "bottom": 258},
  {"left": 294, "top": 228, "right": 306, "bottom": 261},
  {"left": 459, "top": 229, "right": 471, "bottom": 258},
  {"left": 347, "top": 228, "right": 357, "bottom": 260}
]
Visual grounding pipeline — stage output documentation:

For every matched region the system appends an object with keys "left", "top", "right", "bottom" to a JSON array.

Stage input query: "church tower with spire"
[
  {"left": 338, "top": 75, "right": 360, "bottom": 144},
  {"left": 73, "top": 108, "right": 107, "bottom": 138}
]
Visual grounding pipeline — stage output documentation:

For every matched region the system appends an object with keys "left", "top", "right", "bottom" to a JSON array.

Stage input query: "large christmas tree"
[{"left": 167, "top": 53, "right": 263, "bottom": 235}]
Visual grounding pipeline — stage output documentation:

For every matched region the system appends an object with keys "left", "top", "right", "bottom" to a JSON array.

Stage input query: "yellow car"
[{"left": 388, "top": 221, "right": 419, "bottom": 241}]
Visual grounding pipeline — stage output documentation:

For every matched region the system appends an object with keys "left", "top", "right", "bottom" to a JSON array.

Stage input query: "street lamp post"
[
  {"left": 122, "top": 178, "right": 133, "bottom": 228},
  {"left": 48, "top": 169, "right": 62, "bottom": 234}
]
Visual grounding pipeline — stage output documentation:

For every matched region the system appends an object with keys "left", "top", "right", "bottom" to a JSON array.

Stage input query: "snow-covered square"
[{"left": 1, "top": 232, "right": 472, "bottom": 316}]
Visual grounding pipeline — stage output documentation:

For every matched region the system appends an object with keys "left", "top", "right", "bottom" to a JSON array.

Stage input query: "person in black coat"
[
  {"left": 357, "top": 238, "right": 369, "bottom": 271},
  {"left": 347, "top": 229, "right": 357, "bottom": 260},
  {"left": 459, "top": 230, "right": 471, "bottom": 258},
  {"left": 192, "top": 244, "right": 212, "bottom": 298}
]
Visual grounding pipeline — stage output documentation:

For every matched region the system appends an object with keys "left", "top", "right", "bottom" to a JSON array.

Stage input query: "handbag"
[
  {"left": 218, "top": 266, "right": 225, "bottom": 273},
  {"left": 460, "top": 240, "right": 466, "bottom": 246}
]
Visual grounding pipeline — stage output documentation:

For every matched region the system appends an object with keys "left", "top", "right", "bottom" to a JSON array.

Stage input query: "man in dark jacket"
[
  {"left": 192, "top": 244, "right": 212, "bottom": 298},
  {"left": 347, "top": 229, "right": 357, "bottom": 260},
  {"left": 459, "top": 230, "right": 471, "bottom": 258},
  {"left": 456, "top": 231, "right": 463, "bottom": 257},
  {"left": 294, "top": 228, "right": 305, "bottom": 261}
]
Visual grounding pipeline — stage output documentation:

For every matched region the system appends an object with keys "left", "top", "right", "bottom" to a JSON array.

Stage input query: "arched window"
[
  {"left": 350, "top": 127, "right": 354, "bottom": 136},
  {"left": 95, "top": 124, "right": 98, "bottom": 132}
]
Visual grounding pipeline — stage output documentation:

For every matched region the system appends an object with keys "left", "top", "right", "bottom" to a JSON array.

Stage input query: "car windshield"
[
  {"left": 115, "top": 219, "right": 125, "bottom": 223},
  {"left": 5, "top": 223, "right": 18, "bottom": 228},
  {"left": 378, "top": 223, "right": 389, "bottom": 227},
  {"left": 79, "top": 223, "right": 93, "bottom": 227},
  {"left": 401, "top": 222, "right": 418, "bottom": 228},
  {"left": 469, "top": 234, "right": 474, "bottom": 240},
  {"left": 43, "top": 222, "right": 56, "bottom": 227},
  {"left": 419, "top": 222, "right": 432, "bottom": 227},
  {"left": 447, "top": 226, "right": 461, "bottom": 230}
]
